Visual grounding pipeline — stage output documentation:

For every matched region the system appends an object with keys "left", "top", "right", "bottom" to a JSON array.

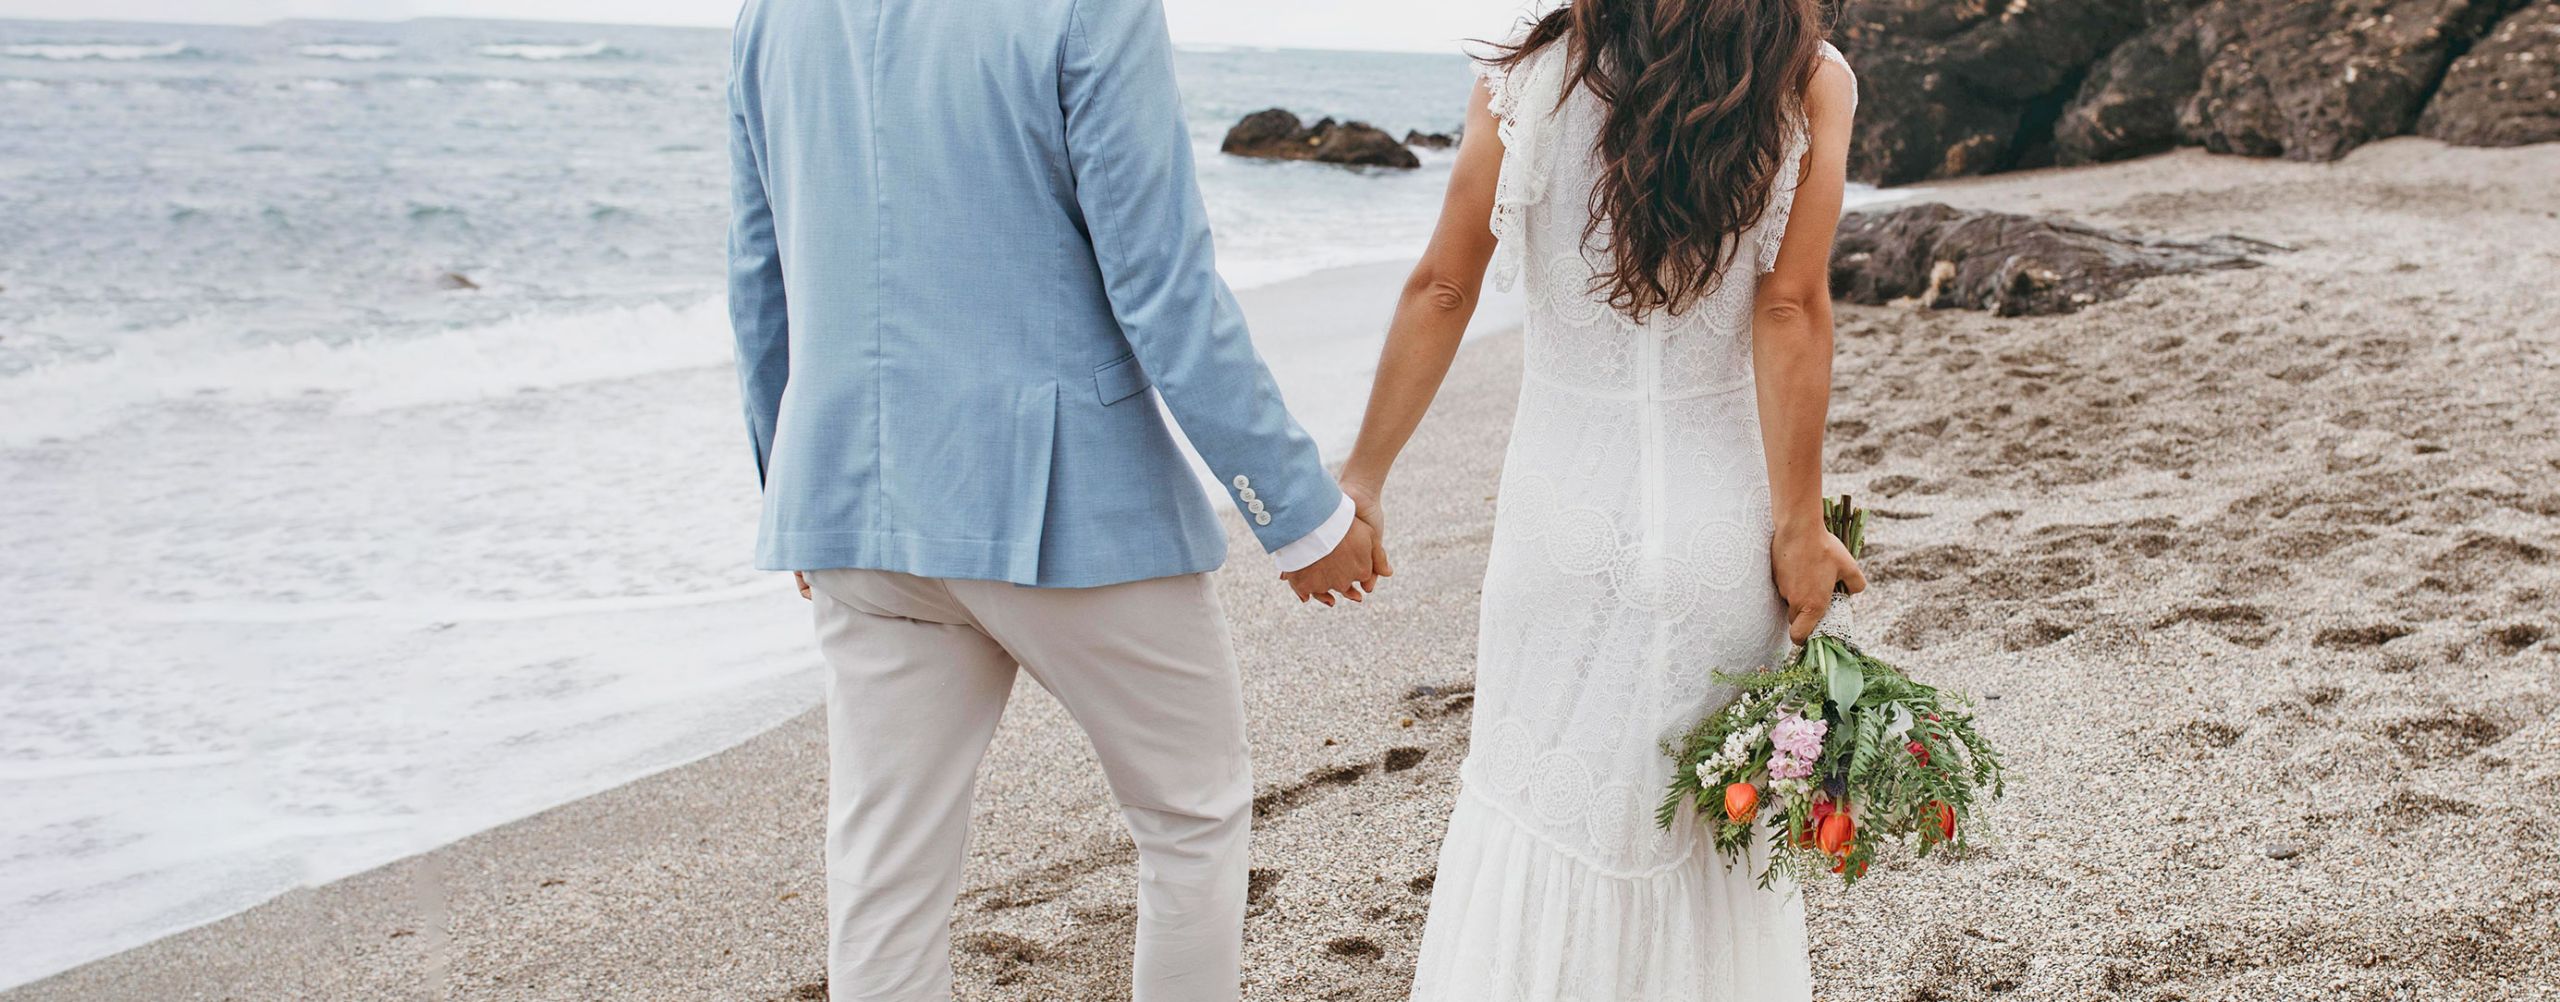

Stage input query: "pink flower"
[
  {"left": 1769, "top": 711, "right": 1828, "bottom": 761},
  {"left": 1767, "top": 754, "right": 1813, "bottom": 781}
]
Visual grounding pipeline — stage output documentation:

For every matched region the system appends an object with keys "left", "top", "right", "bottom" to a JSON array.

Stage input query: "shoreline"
[
  {"left": 0, "top": 252, "right": 1496, "bottom": 997},
  {"left": 13, "top": 136, "right": 2560, "bottom": 1000}
]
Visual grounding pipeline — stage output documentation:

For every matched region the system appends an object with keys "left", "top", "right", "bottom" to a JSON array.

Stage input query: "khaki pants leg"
[
  {"left": 949, "top": 572, "right": 1251, "bottom": 1002},
  {"left": 809, "top": 569, "right": 1252, "bottom": 1002},
  {"left": 809, "top": 571, "right": 1016, "bottom": 1002}
]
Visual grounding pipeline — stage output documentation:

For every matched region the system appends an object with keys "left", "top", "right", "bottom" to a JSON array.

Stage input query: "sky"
[{"left": 0, "top": 0, "right": 1535, "bottom": 52}]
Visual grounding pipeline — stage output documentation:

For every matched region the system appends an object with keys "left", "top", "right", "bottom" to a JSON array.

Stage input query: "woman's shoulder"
[{"left": 1809, "top": 40, "right": 1856, "bottom": 110}]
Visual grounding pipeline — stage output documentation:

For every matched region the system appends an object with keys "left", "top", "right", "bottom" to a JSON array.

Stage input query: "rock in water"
[
  {"left": 1829, "top": 203, "right": 2273, "bottom": 317},
  {"left": 1222, "top": 108, "right": 1309, "bottom": 157},
  {"left": 2177, "top": 0, "right": 2522, "bottom": 161},
  {"left": 1219, "top": 109, "right": 1420, "bottom": 169},
  {"left": 2420, "top": 0, "right": 2560, "bottom": 147},
  {"left": 1404, "top": 129, "right": 1458, "bottom": 150}
]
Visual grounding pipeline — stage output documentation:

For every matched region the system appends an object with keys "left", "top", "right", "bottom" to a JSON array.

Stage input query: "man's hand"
[
  {"left": 794, "top": 572, "right": 812, "bottom": 600},
  {"left": 1772, "top": 525, "right": 1866, "bottom": 642},
  {"left": 1281, "top": 517, "right": 1383, "bottom": 606}
]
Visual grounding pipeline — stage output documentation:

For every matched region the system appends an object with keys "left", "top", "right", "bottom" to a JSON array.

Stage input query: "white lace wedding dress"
[{"left": 1407, "top": 40, "right": 1853, "bottom": 1002}]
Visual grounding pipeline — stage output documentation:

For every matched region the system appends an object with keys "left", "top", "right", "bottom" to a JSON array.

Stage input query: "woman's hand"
[
  {"left": 1342, "top": 478, "right": 1394, "bottom": 580},
  {"left": 1772, "top": 525, "right": 1867, "bottom": 643}
]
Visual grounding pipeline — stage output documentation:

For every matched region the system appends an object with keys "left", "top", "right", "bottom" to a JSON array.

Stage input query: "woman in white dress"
[{"left": 1333, "top": 0, "right": 1865, "bottom": 997}]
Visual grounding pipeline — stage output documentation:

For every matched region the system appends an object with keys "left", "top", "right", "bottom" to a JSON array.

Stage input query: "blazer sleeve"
[
  {"left": 728, "top": 62, "right": 791, "bottom": 489},
  {"left": 1059, "top": 0, "right": 1342, "bottom": 552}
]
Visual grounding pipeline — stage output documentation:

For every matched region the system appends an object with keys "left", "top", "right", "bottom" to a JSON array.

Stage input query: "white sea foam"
[
  {"left": 476, "top": 41, "right": 615, "bottom": 61},
  {"left": 2, "top": 41, "right": 192, "bottom": 61},
  {"left": 0, "top": 298, "right": 735, "bottom": 449},
  {"left": 294, "top": 43, "right": 396, "bottom": 61}
]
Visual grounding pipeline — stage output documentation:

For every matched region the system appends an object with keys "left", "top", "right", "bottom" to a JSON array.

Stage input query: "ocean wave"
[
  {"left": 474, "top": 41, "right": 617, "bottom": 61},
  {"left": 0, "top": 299, "right": 735, "bottom": 449},
  {"left": 294, "top": 43, "right": 397, "bottom": 62},
  {"left": 2, "top": 41, "right": 195, "bottom": 61}
]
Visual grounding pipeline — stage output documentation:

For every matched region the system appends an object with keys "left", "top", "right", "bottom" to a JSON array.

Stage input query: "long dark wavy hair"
[{"left": 1486, "top": 0, "right": 1829, "bottom": 322}]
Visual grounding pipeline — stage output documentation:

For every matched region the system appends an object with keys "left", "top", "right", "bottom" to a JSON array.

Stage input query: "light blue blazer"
[{"left": 728, "top": 0, "right": 1340, "bottom": 587}]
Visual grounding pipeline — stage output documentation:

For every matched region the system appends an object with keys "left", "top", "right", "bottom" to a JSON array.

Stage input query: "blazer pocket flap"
[{"left": 1094, "top": 353, "right": 1150, "bottom": 406}]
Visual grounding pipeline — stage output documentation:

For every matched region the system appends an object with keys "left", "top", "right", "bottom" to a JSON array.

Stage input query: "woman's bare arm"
[
  {"left": 1337, "top": 82, "right": 1505, "bottom": 545},
  {"left": 1754, "top": 59, "right": 1868, "bottom": 642}
]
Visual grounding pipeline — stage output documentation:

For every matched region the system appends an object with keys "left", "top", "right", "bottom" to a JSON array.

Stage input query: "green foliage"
[{"left": 1657, "top": 494, "right": 2006, "bottom": 890}]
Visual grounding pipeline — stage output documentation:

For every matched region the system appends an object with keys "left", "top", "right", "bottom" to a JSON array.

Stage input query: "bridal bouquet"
[{"left": 1659, "top": 497, "right": 2005, "bottom": 888}]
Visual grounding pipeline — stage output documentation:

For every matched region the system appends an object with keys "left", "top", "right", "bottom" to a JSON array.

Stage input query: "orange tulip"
[
  {"left": 1816, "top": 811, "right": 1855, "bottom": 857},
  {"left": 1798, "top": 799, "right": 1836, "bottom": 847},
  {"left": 1723, "top": 783, "right": 1759, "bottom": 824}
]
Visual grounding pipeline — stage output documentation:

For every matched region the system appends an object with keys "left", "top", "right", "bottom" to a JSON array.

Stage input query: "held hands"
[
  {"left": 1281, "top": 483, "right": 1394, "bottom": 606},
  {"left": 1772, "top": 523, "right": 1867, "bottom": 643}
]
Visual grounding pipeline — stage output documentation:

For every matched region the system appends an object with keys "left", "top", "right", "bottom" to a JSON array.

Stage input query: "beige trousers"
[{"left": 805, "top": 568, "right": 1252, "bottom": 1002}]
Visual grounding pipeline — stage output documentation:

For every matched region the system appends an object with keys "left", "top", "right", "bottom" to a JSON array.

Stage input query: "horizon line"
[{"left": 0, "top": 13, "right": 1476, "bottom": 56}]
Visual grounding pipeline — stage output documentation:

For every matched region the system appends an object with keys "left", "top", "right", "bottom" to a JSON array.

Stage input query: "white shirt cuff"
[{"left": 1270, "top": 493, "right": 1356, "bottom": 573}]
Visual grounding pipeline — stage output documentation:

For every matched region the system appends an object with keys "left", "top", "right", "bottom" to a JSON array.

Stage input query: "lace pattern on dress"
[{"left": 1478, "top": 41, "right": 1568, "bottom": 293}]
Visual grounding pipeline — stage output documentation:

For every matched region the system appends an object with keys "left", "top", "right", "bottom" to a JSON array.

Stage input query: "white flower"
[{"left": 1884, "top": 703, "right": 1916, "bottom": 743}]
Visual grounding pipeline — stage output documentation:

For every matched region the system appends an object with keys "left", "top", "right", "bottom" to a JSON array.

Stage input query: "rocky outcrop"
[
  {"left": 1846, "top": 0, "right": 2550, "bottom": 181},
  {"left": 1832, "top": 0, "right": 2150, "bottom": 184},
  {"left": 2053, "top": 7, "right": 2208, "bottom": 166},
  {"left": 1404, "top": 129, "right": 1458, "bottom": 150},
  {"left": 2175, "top": 0, "right": 2523, "bottom": 160},
  {"left": 2419, "top": 0, "right": 2560, "bottom": 146},
  {"left": 1829, "top": 203, "right": 2273, "bottom": 317},
  {"left": 1220, "top": 110, "right": 1420, "bottom": 169}
]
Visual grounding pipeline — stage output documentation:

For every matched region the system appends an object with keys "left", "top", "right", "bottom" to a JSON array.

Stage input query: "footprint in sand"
[{"left": 2381, "top": 710, "right": 2512, "bottom": 762}]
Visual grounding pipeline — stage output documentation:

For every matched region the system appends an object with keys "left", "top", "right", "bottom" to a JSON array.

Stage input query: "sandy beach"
[{"left": 13, "top": 137, "right": 2557, "bottom": 1001}]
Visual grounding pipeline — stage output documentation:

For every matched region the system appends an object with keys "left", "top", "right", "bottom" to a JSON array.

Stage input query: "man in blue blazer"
[{"left": 728, "top": 0, "right": 1385, "bottom": 997}]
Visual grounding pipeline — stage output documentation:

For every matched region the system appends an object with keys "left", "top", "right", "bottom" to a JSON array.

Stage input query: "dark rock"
[
  {"left": 436, "top": 271, "right": 480, "bottom": 291},
  {"left": 1829, "top": 203, "right": 2272, "bottom": 317},
  {"left": 2056, "top": 9, "right": 2209, "bottom": 165},
  {"left": 1404, "top": 129, "right": 1458, "bottom": 150},
  {"left": 2420, "top": 0, "right": 2560, "bottom": 146},
  {"left": 1832, "top": 0, "right": 2151, "bottom": 184},
  {"left": 2177, "top": 0, "right": 2524, "bottom": 161},
  {"left": 1220, "top": 109, "right": 1420, "bottom": 169},
  {"left": 1855, "top": 0, "right": 2548, "bottom": 176}
]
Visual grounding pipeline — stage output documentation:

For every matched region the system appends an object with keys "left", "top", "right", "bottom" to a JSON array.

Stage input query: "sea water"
[{"left": 0, "top": 16, "right": 1883, "bottom": 987}]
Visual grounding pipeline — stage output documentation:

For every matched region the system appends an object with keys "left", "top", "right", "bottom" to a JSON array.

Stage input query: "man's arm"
[
  {"left": 1057, "top": 0, "right": 1370, "bottom": 599},
  {"left": 729, "top": 65, "right": 790, "bottom": 488}
]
